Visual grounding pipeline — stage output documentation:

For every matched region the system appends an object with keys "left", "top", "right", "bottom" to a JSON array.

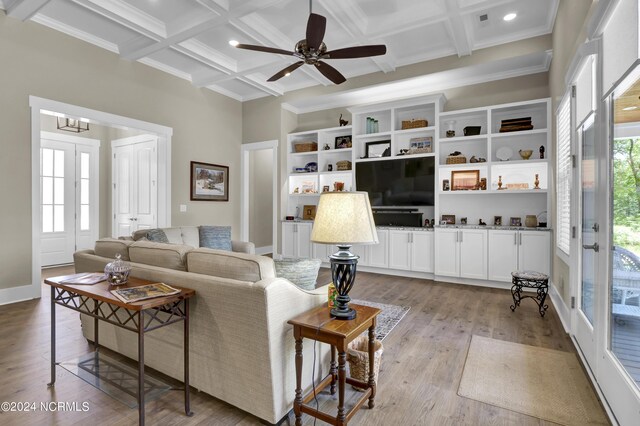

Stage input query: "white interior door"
[
  {"left": 41, "top": 134, "right": 99, "bottom": 266},
  {"left": 112, "top": 136, "right": 157, "bottom": 237}
]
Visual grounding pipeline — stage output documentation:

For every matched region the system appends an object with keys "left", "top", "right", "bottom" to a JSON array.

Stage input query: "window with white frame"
[{"left": 556, "top": 92, "right": 572, "bottom": 257}]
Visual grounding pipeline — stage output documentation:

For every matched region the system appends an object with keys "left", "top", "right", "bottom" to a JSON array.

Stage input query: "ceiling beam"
[
  {"left": 443, "top": 0, "right": 472, "bottom": 57},
  {"left": 71, "top": 0, "right": 164, "bottom": 40},
  {"left": 6, "top": 0, "right": 51, "bottom": 21}
]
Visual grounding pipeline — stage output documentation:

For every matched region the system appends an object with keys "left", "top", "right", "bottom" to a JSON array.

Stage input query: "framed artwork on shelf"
[
  {"left": 441, "top": 215, "right": 456, "bottom": 225},
  {"left": 335, "top": 135, "right": 352, "bottom": 149},
  {"left": 510, "top": 217, "right": 522, "bottom": 227},
  {"left": 442, "top": 179, "right": 450, "bottom": 191},
  {"left": 494, "top": 216, "right": 502, "bottom": 226},
  {"left": 303, "top": 205, "right": 317, "bottom": 220},
  {"left": 190, "top": 161, "right": 229, "bottom": 201},
  {"left": 409, "top": 136, "right": 433, "bottom": 153},
  {"left": 365, "top": 140, "right": 391, "bottom": 158},
  {"left": 451, "top": 170, "right": 480, "bottom": 191}
]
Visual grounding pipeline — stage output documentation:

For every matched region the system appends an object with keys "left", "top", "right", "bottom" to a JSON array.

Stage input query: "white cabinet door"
[
  {"left": 488, "top": 230, "right": 519, "bottom": 282},
  {"left": 351, "top": 244, "right": 368, "bottom": 266},
  {"left": 435, "top": 229, "right": 459, "bottom": 277},
  {"left": 368, "top": 229, "right": 389, "bottom": 268},
  {"left": 282, "top": 223, "right": 296, "bottom": 258},
  {"left": 459, "top": 229, "right": 487, "bottom": 279},
  {"left": 518, "top": 231, "right": 551, "bottom": 275},
  {"left": 389, "top": 230, "right": 411, "bottom": 270},
  {"left": 296, "top": 223, "right": 313, "bottom": 258},
  {"left": 411, "top": 232, "right": 434, "bottom": 273}
]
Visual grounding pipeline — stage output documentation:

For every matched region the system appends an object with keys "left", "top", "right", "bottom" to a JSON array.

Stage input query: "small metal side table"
[
  {"left": 287, "top": 303, "right": 381, "bottom": 426},
  {"left": 510, "top": 270, "right": 549, "bottom": 317},
  {"left": 44, "top": 274, "right": 195, "bottom": 425}
]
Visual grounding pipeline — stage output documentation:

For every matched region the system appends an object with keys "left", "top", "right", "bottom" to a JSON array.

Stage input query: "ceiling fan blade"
[
  {"left": 267, "top": 61, "right": 304, "bottom": 82},
  {"left": 235, "top": 43, "right": 294, "bottom": 56},
  {"left": 306, "top": 13, "right": 326, "bottom": 51},
  {"left": 324, "top": 45, "right": 387, "bottom": 59},
  {"left": 314, "top": 61, "right": 346, "bottom": 85}
]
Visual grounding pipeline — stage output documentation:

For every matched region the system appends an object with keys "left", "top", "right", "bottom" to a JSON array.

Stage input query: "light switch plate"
[{"left": 180, "top": 204, "right": 187, "bottom": 212}]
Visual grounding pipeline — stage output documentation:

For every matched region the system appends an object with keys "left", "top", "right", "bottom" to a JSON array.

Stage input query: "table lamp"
[{"left": 311, "top": 191, "right": 378, "bottom": 320}]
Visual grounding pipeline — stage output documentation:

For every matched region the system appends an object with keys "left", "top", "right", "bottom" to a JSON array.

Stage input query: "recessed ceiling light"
[
  {"left": 284, "top": 72, "right": 291, "bottom": 77},
  {"left": 503, "top": 13, "right": 517, "bottom": 21},
  {"left": 623, "top": 106, "right": 638, "bottom": 111},
  {"left": 229, "top": 40, "right": 239, "bottom": 47}
]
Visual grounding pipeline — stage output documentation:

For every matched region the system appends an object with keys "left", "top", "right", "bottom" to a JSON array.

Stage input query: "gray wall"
[
  {"left": 249, "top": 149, "right": 274, "bottom": 249},
  {"left": 0, "top": 14, "right": 242, "bottom": 290},
  {"left": 548, "top": 0, "right": 596, "bottom": 305}
]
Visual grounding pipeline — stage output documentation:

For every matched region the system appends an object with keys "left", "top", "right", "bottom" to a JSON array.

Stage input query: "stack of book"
[{"left": 499, "top": 117, "right": 533, "bottom": 132}]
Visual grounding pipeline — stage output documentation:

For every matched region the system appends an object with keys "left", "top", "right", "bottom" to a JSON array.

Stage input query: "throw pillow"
[
  {"left": 146, "top": 229, "right": 169, "bottom": 243},
  {"left": 274, "top": 258, "right": 321, "bottom": 291},
  {"left": 199, "top": 225, "right": 232, "bottom": 251}
]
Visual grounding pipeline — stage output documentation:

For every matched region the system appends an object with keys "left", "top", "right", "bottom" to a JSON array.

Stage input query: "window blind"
[{"left": 556, "top": 93, "right": 571, "bottom": 256}]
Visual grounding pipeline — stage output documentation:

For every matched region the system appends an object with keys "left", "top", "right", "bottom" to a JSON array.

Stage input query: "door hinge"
[
  {"left": 571, "top": 296, "right": 575, "bottom": 308},
  {"left": 113, "top": 153, "right": 116, "bottom": 159},
  {"left": 571, "top": 85, "right": 576, "bottom": 98},
  {"left": 572, "top": 226, "right": 577, "bottom": 238},
  {"left": 571, "top": 154, "right": 577, "bottom": 168},
  {"left": 113, "top": 183, "right": 116, "bottom": 189},
  {"left": 114, "top": 213, "right": 116, "bottom": 220}
]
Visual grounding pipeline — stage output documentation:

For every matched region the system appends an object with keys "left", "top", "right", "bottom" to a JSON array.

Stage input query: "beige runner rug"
[{"left": 458, "top": 335, "right": 608, "bottom": 425}]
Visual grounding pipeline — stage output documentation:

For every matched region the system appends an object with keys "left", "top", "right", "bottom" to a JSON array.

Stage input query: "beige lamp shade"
[{"left": 310, "top": 191, "right": 378, "bottom": 245}]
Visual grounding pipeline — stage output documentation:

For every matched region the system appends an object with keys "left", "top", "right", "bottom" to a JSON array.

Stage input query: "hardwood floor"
[{"left": 0, "top": 267, "right": 608, "bottom": 425}]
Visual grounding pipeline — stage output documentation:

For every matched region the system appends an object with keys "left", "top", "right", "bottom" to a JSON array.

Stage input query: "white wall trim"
[
  {"left": 281, "top": 50, "right": 553, "bottom": 114},
  {"left": 240, "top": 140, "right": 279, "bottom": 249},
  {"left": 0, "top": 283, "right": 41, "bottom": 306},
  {"left": 549, "top": 280, "right": 571, "bottom": 333},
  {"left": 40, "top": 131, "right": 102, "bottom": 147},
  {"left": 27, "top": 96, "right": 173, "bottom": 305}
]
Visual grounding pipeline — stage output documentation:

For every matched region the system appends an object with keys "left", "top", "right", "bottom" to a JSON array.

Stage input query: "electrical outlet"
[{"left": 180, "top": 204, "right": 187, "bottom": 212}]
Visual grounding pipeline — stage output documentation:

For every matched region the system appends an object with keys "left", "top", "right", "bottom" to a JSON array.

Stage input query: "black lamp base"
[
  {"left": 329, "top": 245, "right": 359, "bottom": 321},
  {"left": 330, "top": 307, "right": 356, "bottom": 320}
]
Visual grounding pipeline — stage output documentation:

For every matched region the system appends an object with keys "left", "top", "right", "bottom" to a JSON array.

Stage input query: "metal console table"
[
  {"left": 44, "top": 274, "right": 195, "bottom": 425},
  {"left": 510, "top": 270, "right": 549, "bottom": 317}
]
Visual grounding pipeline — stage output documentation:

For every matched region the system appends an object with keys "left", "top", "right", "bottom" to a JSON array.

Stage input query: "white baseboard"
[
  {"left": 548, "top": 281, "right": 571, "bottom": 333},
  {"left": 255, "top": 245, "right": 273, "bottom": 255},
  {"left": 0, "top": 283, "right": 41, "bottom": 306}
]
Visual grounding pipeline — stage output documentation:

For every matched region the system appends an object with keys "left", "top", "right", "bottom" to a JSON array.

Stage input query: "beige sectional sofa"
[{"left": 74, "top": 226, "right": 329, "bottom": 424}]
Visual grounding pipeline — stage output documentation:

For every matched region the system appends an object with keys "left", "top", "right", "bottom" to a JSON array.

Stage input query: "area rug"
[
  {"left": 457, "top": 335, "right": 608, "bottom": 425},
  {"left": 350, "top": 299, "right": 410, "bottom": 341}
]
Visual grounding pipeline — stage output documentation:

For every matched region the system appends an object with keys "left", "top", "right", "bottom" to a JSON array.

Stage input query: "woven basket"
[
  {"left": 293, "top": 141, "right": 318, "bottom": 153},
  {"left": 347, "top": 335, "right": 383, "bottom": 391},
  {"left": 336, "top": 160, "right": 352, "bottom": 171},
  {"left": 401, "top": 119, "right": 428, "bottom": 130},
  {"left": 446, "top": 155, "right": 467, "bottom": 164}
]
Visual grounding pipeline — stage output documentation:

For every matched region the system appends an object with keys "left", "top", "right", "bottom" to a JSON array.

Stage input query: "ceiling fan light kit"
[{"left": 234, "top": 1, "right": 386, "bottom": 85}]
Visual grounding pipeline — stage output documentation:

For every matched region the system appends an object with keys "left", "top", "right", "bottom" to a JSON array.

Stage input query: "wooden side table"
[
  {"left": 287, "top": 303, "right": 381, "bottom": 426},
  {"left": 44, "top": 274, "right": 195, "bottom": 426}
]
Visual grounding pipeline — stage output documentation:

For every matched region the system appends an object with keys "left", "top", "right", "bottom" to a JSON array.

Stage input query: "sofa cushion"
[
  {"left": 180, "top": 227, "right": 200, "bottom": 247},
  {"left": 187, "top": 248, "right": 276, "bottom": 282},
  {"left": 199, "top": 226, "right": 232, "bottom": 251},
  {"left": 129, "top": 241, "right": 191, "bottom": 271},
  {"left": 273, "top": 258, "right": 321, "bottom": 291},
  {"left": 94, "top": 238, "right": 133, "bottom": 260},
  {"left": 146, "top": 228, "right": 169, "bottom": 243}
]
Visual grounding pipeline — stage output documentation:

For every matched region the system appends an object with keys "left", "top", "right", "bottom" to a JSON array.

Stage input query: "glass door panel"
[
  {"left": 581, "top": 116, "right": 597, "bottom": 325},
  {"left": 611, "top": 72, "right": 640, "bottom": 389}
]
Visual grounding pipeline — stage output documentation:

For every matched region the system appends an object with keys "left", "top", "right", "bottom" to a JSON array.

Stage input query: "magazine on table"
[
  {"left": 110, "top": 282, "right": 180, "bottom": 303},
  {"left": 60, "top": 273, "right": 107, "bottom": 285}
]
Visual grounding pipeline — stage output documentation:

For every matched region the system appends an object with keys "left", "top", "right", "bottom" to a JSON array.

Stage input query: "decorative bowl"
[{"left": 519, "top": 149, "right": 533, "bottom": 160}]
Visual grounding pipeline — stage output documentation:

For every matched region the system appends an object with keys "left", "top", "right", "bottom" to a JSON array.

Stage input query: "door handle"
[
  {"left": 133, "top": 218, "right": 138, "bottom": 221},
  {"left": 459, "top": 231, "right": 463, "bottom": 243},
  {"left": 583, "top": 243, "right": 599, "bottom": 252},
  {"left": 514, "top": 233, "right": 517, "bottom": 245},
  {"left": 129, "top": 217, "right": 134, "bottom": 221}
]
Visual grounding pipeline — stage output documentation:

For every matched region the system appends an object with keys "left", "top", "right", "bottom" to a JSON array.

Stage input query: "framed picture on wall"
[{"left": 190, "top": 161, "right": 229, "bottom": 201}]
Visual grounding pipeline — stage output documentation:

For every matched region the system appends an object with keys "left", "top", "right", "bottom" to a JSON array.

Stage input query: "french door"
[
  {"left": 40, "top": 133, "right": 99, "bottom": 266},
  {"left": 574, "top": 114, "right": 599, "bottom": 368}
]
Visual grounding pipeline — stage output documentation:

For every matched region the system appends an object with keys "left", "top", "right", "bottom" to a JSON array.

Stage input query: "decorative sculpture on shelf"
[
  {"left": 539, "top": 145, "right": 545, "bottom": 159},
  {"left": 479, "top": 219, "right": 486, "bottom": 226},
  {"left": 339, "top": 114, "right": 349, "bottom": 127},
  {"left": 534, "top": 173, "right": 540, "bottom": 190},
  {"left": 497, "top": 175, "right": 503, "bottom": 190}
]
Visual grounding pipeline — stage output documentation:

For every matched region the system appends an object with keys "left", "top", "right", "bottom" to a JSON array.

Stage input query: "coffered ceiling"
[{"left": 1, "top": 0, "right": 559, "bottom": 101}]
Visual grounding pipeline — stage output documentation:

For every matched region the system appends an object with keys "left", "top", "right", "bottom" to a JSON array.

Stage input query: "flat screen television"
[{"left": 355, "top": 157, "right": 435, "bottom": 206}]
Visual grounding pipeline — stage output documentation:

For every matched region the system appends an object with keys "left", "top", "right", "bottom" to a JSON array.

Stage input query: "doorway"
[
  {"left": 40, "top": 132, "right": 99, "bottom": 266},
  {"left": 29, "top": 97, "right": 173, "bottom": 299},
  {"left": 241, "top": 140, "right": 278, "bottom": 255}
]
